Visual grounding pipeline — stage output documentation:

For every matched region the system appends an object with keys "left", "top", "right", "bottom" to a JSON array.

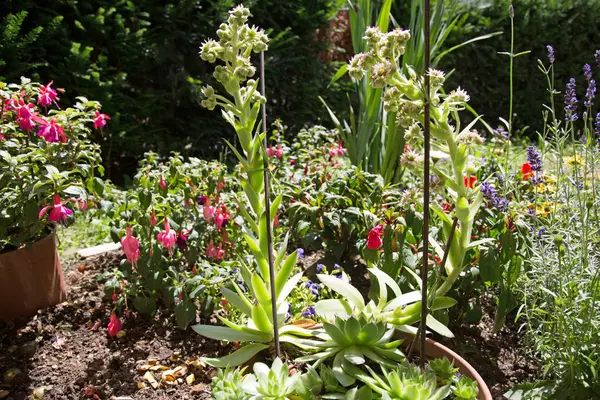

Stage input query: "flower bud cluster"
[{"left": 199, "top": 5, "right": 269, "bottom": 92}]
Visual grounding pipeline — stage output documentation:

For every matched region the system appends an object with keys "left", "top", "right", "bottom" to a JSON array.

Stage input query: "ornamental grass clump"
[{"left": 0, "top": 78, "right": 105, "bottom": 251}]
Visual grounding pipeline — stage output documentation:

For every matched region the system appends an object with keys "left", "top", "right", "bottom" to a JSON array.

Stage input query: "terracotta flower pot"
[
  {"left": 401, "top": 333, "right": 492, "bottom": 400},
  {"left": 0, "top": 234, "right": 67, "bottom": 322}
]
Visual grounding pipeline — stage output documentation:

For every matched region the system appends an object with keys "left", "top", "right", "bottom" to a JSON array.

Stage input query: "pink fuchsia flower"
[
  {"left": 107, "top": 313, "right": 122, "bottom": 338},
  {"left": 203, "top": 197, "right": 215, "bottom": 222},
  {"left": 214, "top": 204, "right": 230, "bottom": 228},
  {"left": 366, "top": 224, "right": 384, "bottom": 250},
  {"left": 121, "top": 226, "right": 140, "bottom": 268},
  {"left": 93, "top": 110, "right": 110, "bottom": 130},
  {"left": 38, "top": 81, "right": 60, "bottom": 108},
  {"left": 39, "top": 195, "right": 73, "bottom": 223},
  {"left": 150, "top": 210, "right": 157, "bottom": 226},
  {"left": 37, "top": 118, "right": 67, "bottom": 143},
  {"left": 329, "top": 142, "right": 347, "bottom": 158},
  {"left": 11, "top": 98, "right": 40, "bottom": 132},
  {"left": 206, "top": 241, "right": 225, "bottom": 260},
  {"left": 267, "top": 144, "right": 283, "bottom": 158},
  {"left": 217, "top": 179, "right": 225, "bottom": 191},
  {"left": 159, "top": 176, "right": 167, "bottom": 191},
  {"left": 157, "top": 220, "right": 177, "bottom": 256}
]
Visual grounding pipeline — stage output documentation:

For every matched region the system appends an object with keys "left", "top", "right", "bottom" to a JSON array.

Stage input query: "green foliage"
[
  {"left": 0, "top": 78, "right": 104, "bottom": 251},
  {"left": 443, "top": 0, "right": 600, "bottom": 136},
  {"left": 0, "top": 0, "right": 343, "bottom": 180},
  {"left": 100, "top": 152, "right": 237, "bottom": 328},
  {"left": 212, "top": 366, "right": 248, "bottom": 400}
]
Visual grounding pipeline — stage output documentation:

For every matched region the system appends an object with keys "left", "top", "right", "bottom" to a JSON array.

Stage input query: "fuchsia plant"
[{"left": 0, "top": 78, "right": 106, "bottom": 251}]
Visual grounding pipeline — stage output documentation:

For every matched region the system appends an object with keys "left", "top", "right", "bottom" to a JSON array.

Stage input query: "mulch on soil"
[
  {"left": 0, "top": 252, "right": 227, "bottom": 400},
  {"left": 0, "top": 250, "right": 538, "bottom": 400}
]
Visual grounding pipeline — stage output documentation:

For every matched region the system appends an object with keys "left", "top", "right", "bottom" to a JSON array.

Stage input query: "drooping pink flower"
[
  {"left": 267, "top": 144, "right": 283, "bottom": 158},
  {"left": 93, "top": 110, "right": 110, "bottom": 130},
  {"left": 214, "top": 204, "right": 230, "bottom": 228},
  {"left": 149, "top": 210, "right": 157, "bottom": 226},
  {"left": 112, "top": 291, "right": 118, "bottom": 302},
  {"left": 107, "top": 313, "right": 122, "bottom": 338},
  {"left": 37, "top": 118, "right": 66, "bottom": 143},
  {"left": 329, "top": 142, "right": 347, "bottom": 158},
  {"left": 217, "top": 179, "right": 225, "bottom": 191},
  {"left": 206, "top": 241, "right": 225, "bottom": 260},
  {"left": 159, "top": 176, "right": 167, "bottom": 191},
  {"left": 38, "top": 81, "right": 59, "bottom": 108},
  {"left": 366, "top": 224, "right": 384, "bottom": 250},
  {"left": 156, "top": 220, "right": 177, "bottom": 256},
  {"left": 39, "top": 195, "right": 73, "bottom": 223},
  {"left": 11, "top": 98, "right": 39, "bottom": 132},
  {"left": 203, "top": 197, "right": 215, "bottom": 223},
  {"left": 0, "top": 134, "right": 4, "bottom": 140},
  {"left": 121, "top": 226, "right": 140, "bottom": 268}
]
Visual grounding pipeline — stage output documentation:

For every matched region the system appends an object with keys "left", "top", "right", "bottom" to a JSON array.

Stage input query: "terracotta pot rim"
[
  {"left": 400, "top": 333, "right": 492, "bottom": 400},
  {"left": 0, "top": 230, "right": 56, "bottom": 254}
]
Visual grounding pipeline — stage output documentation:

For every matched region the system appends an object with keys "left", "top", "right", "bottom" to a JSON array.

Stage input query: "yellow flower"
[{"left": 564, "top": 154, "right": 585, "bottom": 166}]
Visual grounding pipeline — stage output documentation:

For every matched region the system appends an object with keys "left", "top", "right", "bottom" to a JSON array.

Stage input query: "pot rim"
[{"left": 400, "top": 333, "right": 492, "bottom": 400}]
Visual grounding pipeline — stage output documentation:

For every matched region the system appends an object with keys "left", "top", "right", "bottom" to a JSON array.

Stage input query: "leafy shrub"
[
  {"left": 100, "top": 152, "right": 240, "bottom": 328},
  {"left": 0, "top": 77, "right": 105, "bottom": 251},
  {"left": 443, "top": 0, "right": 600, "bottom": 136},
  {"left": 0, "top": 0, "right": 345, "bottom": 181}
]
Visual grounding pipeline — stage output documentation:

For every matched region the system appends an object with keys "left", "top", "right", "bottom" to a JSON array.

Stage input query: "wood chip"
[
  {"left": 186, "top": 374, "right": 195, "bottom": 385},
  {"left": 143, "top": 371, "right": 159, "bottom": 389},
  {"left": 137, "top": 382, "right": 146, "bottom": 389}
]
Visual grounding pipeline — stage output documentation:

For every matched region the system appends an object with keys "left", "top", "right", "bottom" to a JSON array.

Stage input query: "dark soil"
[
  {"left": 0, "top": 251, "right": 227, "bottom": 400},
  {"left": 0, "top": 249, "right": 537, "bottom": 400}
]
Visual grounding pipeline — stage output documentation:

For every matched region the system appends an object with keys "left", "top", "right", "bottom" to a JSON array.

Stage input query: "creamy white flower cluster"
[{"left": 200, "top": 5, "right": 268, "bottom": 110}]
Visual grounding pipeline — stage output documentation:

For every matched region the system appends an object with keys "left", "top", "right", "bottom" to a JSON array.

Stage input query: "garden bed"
[{"left": 0, "top": 250, "right": 536, "bottom": 400}]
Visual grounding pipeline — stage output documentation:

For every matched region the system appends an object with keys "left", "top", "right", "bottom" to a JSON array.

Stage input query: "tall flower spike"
[
  {"left": 564, "top": 78, "right": 579, "bottom": 121},
  {"left": 546, "top": 45, "right": 555, "bottom": 64}
]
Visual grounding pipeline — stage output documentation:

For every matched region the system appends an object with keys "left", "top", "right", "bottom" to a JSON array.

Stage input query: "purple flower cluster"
[
  {"left": 305, "top": 280, "right": 320, "bottom": 297},
  {"left": 595, "top": 112, "right": 600, "bottom": 136},
  {"left": 586, "top": 80, "right": 596, "bottom": 108},
  {"left": 564, "top": 78, "right": 579, "bottom": 121},
  {"left": 526, "top": 146, "right": 543, "bottom": 172},
  {"left": 547, "top": 45, "right": 555, "bottom": 64},
  {"left": 584, "top": 64, "right": 593, "bottom": 81},
  {"left": 493, "top": 126, "right": 509, "bottom": 140},
  {"left": 480, "top": 182, "right": 509, "bottom": 212},
  {"left": 301, "top": 305, "right": 316, "bottom": 318},
  {"left": 316, "top": 264, "right": 325, "bottom": 273},
  {"left": 296, "top": 248, "right": 304, "bottom": 258},
  {"left": 596, "top": 50, "right": 600, "bottom": 69}
]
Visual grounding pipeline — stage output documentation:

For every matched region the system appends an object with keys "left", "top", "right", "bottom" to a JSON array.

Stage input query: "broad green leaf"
[
  {"left": 252, "top": 303, "right": 273, "bottom": 332},
  {"left": 191, "top": 324, "right": 266, "bottom": 342},
  {"left": 431, "top": 296, "right": 458, "bottom": 311},
  {"left": 174, "top": 301, "right": 196, "bottom": 329},
  {"left": 203, "top": 343, "right": 269, "bottom": 367},
  {"left": 276, "top": 251, "right": 298, "bottom": 297},
  {"left": 383, "top": 291, "right": 421, "bottom": 312},
  {"left": 277, "top": 271, "right": 303, "bottom": 303},
  {"left": 315, "top": 299, "right": 353, "bottom": 320},
  {"left": 221, "top": 287, "right": 252, "bottom": 317},
  {"left": 317, "top": 274, "right": 365, "bottom": 310},
  {"left": 425, "top": 314, "right": 454, "bottom": 338}
]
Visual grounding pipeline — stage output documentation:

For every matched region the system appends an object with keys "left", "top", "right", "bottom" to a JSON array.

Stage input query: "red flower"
[
  {"left": 107, "top": 313, "right": 122, "bottom": 338},
  {"left": 93, "top": 110, "right": 110, "bottom": 130},
  {"left": 149, "top": 210, "right": 157, "bottom": 226},
  {"left": 366, "top": 224, "right": 384, "bottom": 250},
  {"left": 159, "top": 176, "right": 167, "bottom": 190},
  {"left": 463, "top": 175, "right": 477, "bottom": 188},
  {"left": 521, "top": 163, "right": 533, "bottom": 180}
]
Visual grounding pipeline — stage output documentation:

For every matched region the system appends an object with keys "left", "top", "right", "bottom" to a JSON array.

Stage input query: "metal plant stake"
[{"left": 260, "top": 50, "right": 281, "bottom": 358}]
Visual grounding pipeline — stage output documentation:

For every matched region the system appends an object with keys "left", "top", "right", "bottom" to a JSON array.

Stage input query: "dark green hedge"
[
  {"left": 441, "top": 0, "right": 600, "bottom": 137},
  {"left": 0, "top": 0, "right": 344, "bottom": 181}
]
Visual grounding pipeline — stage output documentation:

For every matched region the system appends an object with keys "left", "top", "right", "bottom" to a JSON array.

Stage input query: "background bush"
[
  {"left": 0, "top": 0, "right": 345, "bottom": 182},
  {"left": 442, "top": 0, "right": 600, "bottom": 136}
]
